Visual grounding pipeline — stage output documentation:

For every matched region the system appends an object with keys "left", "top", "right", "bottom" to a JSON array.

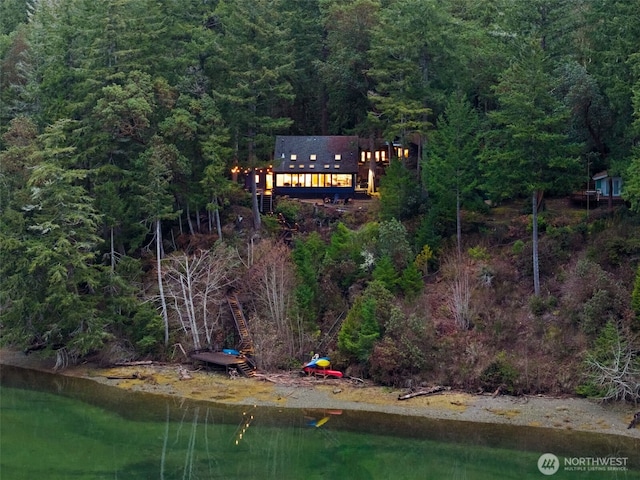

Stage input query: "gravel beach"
[{"left": 2, "top": 348, "right": 639, "bottom": 439}]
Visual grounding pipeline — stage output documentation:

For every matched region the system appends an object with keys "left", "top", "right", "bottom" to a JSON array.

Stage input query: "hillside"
[{"left": 233, "top": 195, "right": 640, "bottom": 400}]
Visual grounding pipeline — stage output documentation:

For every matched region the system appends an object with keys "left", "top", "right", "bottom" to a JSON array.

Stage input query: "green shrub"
[
  {"left": 480, "top": 351, "right": 519, "bottom": 394},
  {"left": 529, "top": 295, "right": 548, "bottom": 317},
  {"left": 468, "top": 245, "right": 490, "bottom": 261},
  {"left": 511, "top": 239, "right": 525, "bottom": 255},
  {"left": 274, "top": 198, "right": 302, "bottom": 223}
]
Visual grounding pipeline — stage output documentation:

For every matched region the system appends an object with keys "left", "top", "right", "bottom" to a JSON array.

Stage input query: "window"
[
  {"left": 334, "top": 164, "right": 340, "bottom": 169},
  {"left": 333, "top": 174, "right": 352, "bottom": 187},
  {"left": 290, "top": 154, "right": 297, "bottom": 160},
  {"left": 299, "top": 164, "right": 305, "bottom": 168},
  {"left": 613, "top": 179, "right": 622, "bottom": 196},
  {"left": 335, "top": 154, "right": 341, "bottom": 160},
  {"left": 310, "top": 154, "right": 317, "bottom": 161}
]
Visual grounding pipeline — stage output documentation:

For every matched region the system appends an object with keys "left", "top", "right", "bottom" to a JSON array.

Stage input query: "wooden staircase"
[{"left": 227, "top": 292, "right": 256, "bottom": 376}]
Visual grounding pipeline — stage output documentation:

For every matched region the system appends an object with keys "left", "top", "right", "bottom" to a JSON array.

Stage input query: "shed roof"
[{"left": 273, "top": 136, "right": 359, "bottom": 173}]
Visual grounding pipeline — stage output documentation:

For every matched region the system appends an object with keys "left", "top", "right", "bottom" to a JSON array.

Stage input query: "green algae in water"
[{"left": 1, "top": 366, "right": 638, "bottom": 479}]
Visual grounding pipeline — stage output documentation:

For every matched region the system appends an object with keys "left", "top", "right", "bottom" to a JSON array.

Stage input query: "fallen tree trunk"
[
  {"left": 113, "top": 360, "right": 154, "bottom": 366},
  {"left": 398, "top": 385, "right": 448, "bottom": 400}
]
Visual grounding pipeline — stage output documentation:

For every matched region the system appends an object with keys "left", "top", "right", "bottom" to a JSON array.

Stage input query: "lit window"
[
  {"left": 291, "top": 154, "right": 297, "bottom": 160},
  {"left": 299, "top": 164, "right": 304, "bottom": 168},
  {"left": 324, "top": 164, "right": 330, "bottom": 169},
  {"left": 334, "top": 164, "right": 340, "bottom": 169},
  {"left": 309, "top": 164, "right": 315, "bottom": 169},
  {"left": 289, "top": 165, "right": 295, "bottom": 169},
  {"left": 335, "top": 154, "right": 341, "bottom": 160},
  {"left": 310, "top": 154, "right": 317, "bottom": 161}
]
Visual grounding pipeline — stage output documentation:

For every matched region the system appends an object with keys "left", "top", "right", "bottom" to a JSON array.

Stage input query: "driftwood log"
[
  {"left": 398, "top": 385, "right": 449, "bottom": 401},
  {"left": 113, "top": 360, "right": 154, "bottom": 366},
  {"left": 105, "top": 372, "right": 146, "bottom": 380}
]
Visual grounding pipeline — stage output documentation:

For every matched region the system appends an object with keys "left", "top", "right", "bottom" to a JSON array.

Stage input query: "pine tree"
[
  {"left": 210, "top": 0, "right": 295, "bottom": 229},
  {"left": 425, "top": 92, "right": 480, "bottom": 254},
  {"left": 1, "top": 120, "right": 108, "bottom": 356},
  {"left": 482, "top": 42, "right": 580, "bottom": 296}
]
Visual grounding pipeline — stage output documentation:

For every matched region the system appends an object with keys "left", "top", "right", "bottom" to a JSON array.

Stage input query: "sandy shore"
[{"left": 1, "top": 348, "right": 639, "bottom": 439}]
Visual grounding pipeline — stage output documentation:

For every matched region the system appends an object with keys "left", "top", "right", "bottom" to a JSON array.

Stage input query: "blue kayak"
[{"left": 303, "top": 356, "right": 330, "bottom": 368}]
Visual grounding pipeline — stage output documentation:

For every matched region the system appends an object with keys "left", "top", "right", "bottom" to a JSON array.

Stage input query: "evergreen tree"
[
  {"left": 292, "top": 232, "right": 327, "bottom": 325},
  {"left": 318, "top": 0, "right": 380, "bottom": 133},
  {"left": 481, "top": 42, "right": 580, "bottom": 296},
  {"left": 378, "top": 160, "right": 421, "bottom": 221},
  {"left": 280, "top": 0, "right": 327, "bottom": 134},
  {"left": 134, "top": 135, "right": 184, "bottom": 345},
  {"left": 399, "top": 262, "right": 423, "bottom": 299},
  {"left": 1, "top": 120, "right": 108, "bottom": 356},
  {"left": 369, "top": 0, "right": 465, "bottom": 147},
  {"left": 337, "top": 280, "right": 395, "bottom": 367},
  {"left": 583, "top": 0, "right": 640, "bottom": 162},
  {"left": 425, "top": 93, "right": 480, "bottom": 254},
  {"left": 372, "top": 255, "right": 399, "bottom": 293},
  {"left": 210, "top": 0, "right": 295, "bottom": 229}
]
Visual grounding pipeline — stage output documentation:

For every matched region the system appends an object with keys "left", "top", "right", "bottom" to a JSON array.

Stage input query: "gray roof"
[{"left": 273, "top": 136, "right": 359, "bottom": 173}]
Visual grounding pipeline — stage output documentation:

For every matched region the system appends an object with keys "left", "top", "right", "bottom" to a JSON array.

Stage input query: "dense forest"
[{"left": 1, "top": 0, "right": 640, "bottom": 401}]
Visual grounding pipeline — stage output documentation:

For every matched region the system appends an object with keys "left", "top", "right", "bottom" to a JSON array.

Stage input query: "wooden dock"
[{"left": 189, "top": 351, "right": 256, "bottom": 377}]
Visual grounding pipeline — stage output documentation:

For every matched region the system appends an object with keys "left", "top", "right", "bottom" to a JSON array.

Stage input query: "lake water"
[{"left": 1, "top": 365, "right": 638, "bottom": 479}]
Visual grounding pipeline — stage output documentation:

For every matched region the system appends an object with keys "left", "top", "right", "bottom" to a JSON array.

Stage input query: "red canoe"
[{"left": 303, "top": 366, "right": 343, "bottom": 378}]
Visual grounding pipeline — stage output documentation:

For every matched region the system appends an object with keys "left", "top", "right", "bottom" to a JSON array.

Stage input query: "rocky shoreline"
[{"left": 1, "top": 348, "right": 639, "bottom": 439}]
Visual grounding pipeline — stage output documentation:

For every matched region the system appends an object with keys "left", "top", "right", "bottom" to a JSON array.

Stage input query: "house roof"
[
  {"left": 273, "top": 136, "right": 359, "bottom": 173},
  {"left": 592, "top": 170, "right": 623, "bottom": 181}
]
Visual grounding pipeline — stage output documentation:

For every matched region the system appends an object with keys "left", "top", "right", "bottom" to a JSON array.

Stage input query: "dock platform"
[{"left": 189, "top": 350, "right": 256, "bottom": 376}]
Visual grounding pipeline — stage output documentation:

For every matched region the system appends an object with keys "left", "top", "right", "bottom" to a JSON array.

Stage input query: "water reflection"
[{"left": 1, "top": 365, "right": 638, "bottom": 479}]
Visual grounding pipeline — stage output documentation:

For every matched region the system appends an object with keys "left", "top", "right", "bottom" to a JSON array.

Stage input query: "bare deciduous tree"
[
  {"left": 443, "top": 252, "right": 472, "bottom": 330},
  {"left": 586, "top": 327, "right": 640, "bottom": 404},
  {"left": 162, "top": 244, "right": 240, "bottom": 350},
  {"left": 246, "top": 240, "right": 302, "bottom": 368}
]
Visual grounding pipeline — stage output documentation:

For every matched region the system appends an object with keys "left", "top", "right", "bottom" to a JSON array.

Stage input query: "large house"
[
  {"left": 240, "top": 135, "right": 412, "bottom": 205},
  {"left": 272, "top": 136, "right": 360, "bottom": 200}
]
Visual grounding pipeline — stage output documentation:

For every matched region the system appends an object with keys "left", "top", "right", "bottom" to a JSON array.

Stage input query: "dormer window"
[
  {"left": 334, "top": 164, "right": 340, "bottom": 169},
  {"left": 299, "top": 164, "right": 304, "bottom": 168},
  {"left": 310, "top": 154, "right": 317, "bottom": 161},
  {"left": 334, "top": 154, "right": 341, "bottom": 161},
  {"left": 290, "top": 154, "right": 297, "bottom": 161},
  {"left": 289, "top": 164, "right": 295, "bottom": 169}
]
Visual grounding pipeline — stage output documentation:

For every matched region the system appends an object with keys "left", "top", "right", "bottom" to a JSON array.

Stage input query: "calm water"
[{"left": 1, "top": 365, "right": 638, "bottom": 479}]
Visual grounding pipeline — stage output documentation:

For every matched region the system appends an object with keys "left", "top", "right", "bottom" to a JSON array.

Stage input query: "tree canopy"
[{"left": 1, "top": 0, "right": 639, "bottom": 390}]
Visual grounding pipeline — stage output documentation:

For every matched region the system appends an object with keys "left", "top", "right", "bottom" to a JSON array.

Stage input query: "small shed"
[
  {"left": 593, "top": 170, "right": 623, "bottom": 197},
  {"left": 273, "top": 136, "right": 359, "bottom": 200}
]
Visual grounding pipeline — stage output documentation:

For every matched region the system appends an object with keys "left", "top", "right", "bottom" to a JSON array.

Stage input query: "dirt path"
[{"left": 1, "top": 349, "right": 638, "bottom": 439}]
